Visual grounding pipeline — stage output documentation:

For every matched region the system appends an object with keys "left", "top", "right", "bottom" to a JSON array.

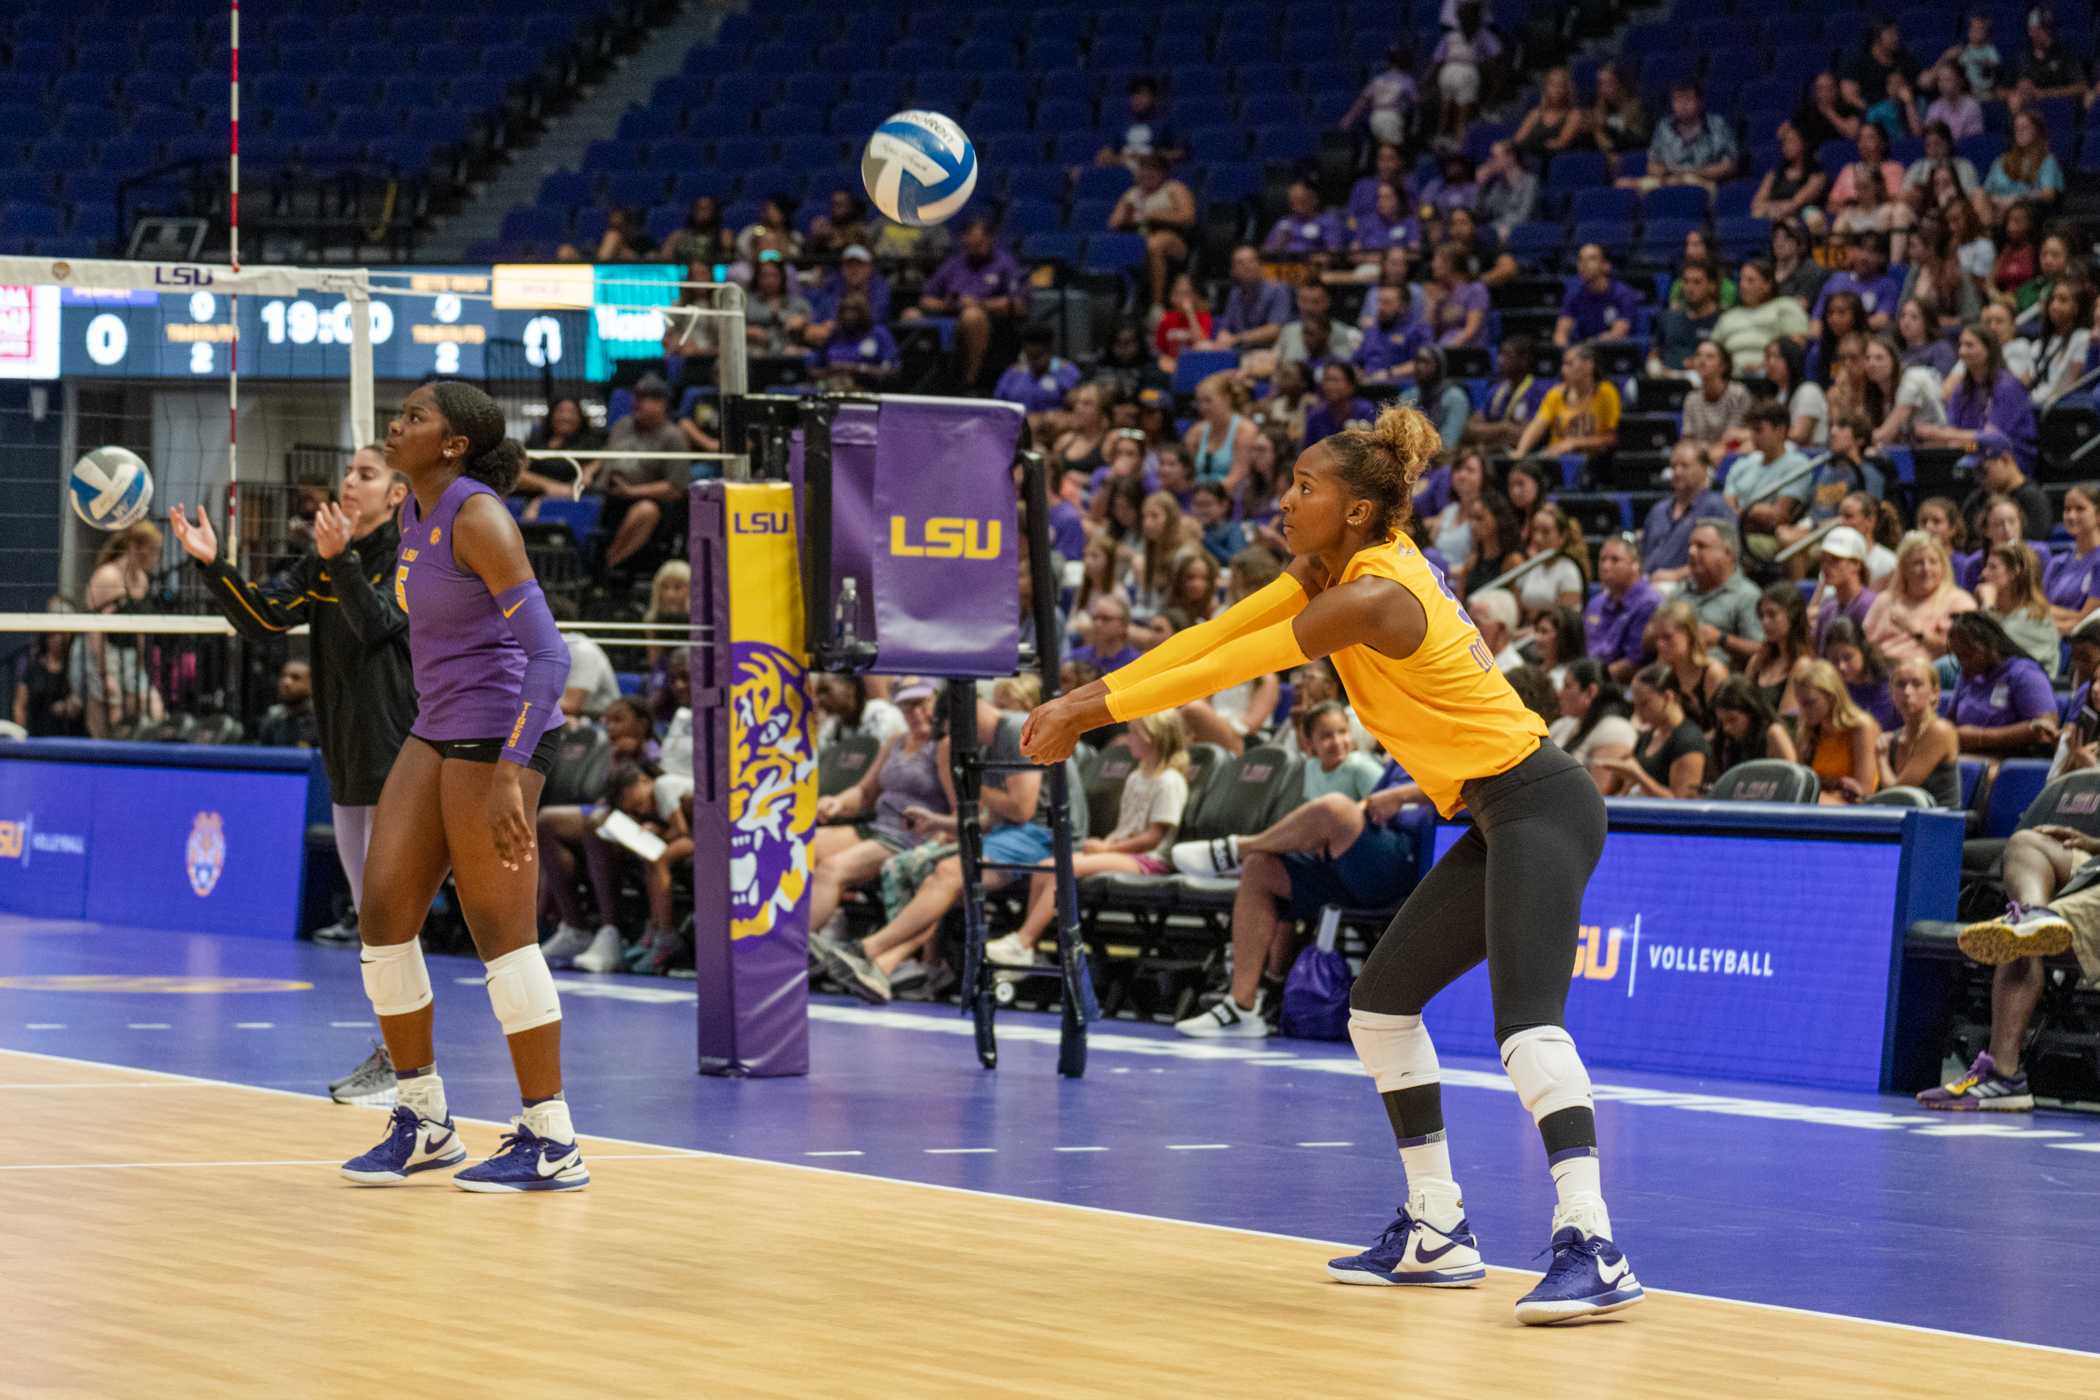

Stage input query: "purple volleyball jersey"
[{"left": 395, "top": 476, "right": 533, "bottom": 743}]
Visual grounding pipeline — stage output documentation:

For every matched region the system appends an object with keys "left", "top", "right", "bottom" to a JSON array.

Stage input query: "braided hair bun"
[{"left": 1322, "top": 404, "right": 1444, "bottom": 536}]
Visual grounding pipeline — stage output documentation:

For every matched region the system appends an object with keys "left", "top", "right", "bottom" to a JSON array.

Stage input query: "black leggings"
[{"left": 1350, "top": 742, "right": 1607, "bottom": 1043}]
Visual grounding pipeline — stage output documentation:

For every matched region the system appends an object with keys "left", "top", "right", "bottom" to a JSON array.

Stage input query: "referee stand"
[{"left": 791, "top": 406, "right": 1094, "bottom": 1075}]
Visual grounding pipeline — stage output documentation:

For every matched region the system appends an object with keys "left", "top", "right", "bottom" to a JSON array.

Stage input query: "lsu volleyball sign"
[
  {"left": 1425, "top": 801, "right": 1962, "bottom": 1091},
  {"left": 690, "top": 481, "right": 816, "bottom": 1076}
]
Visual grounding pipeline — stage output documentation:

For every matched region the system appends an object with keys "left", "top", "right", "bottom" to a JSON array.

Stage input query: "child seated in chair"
[{"left": 983, "top": 711, "right": 1191, "bottom": 967}]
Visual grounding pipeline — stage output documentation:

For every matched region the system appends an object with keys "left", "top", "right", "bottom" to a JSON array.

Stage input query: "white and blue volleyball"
[
  {"left": 69, "top": 446, "right": 154, "bottom": 531},
  {"left": 861, "top": 110, "right": 978, "bottom": 228}
]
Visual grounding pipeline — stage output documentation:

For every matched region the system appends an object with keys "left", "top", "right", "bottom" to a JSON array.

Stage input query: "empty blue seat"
[
  {"left": 1034, "top": 94, "right": 1091, "bottom": 129},
  {"left": 968, "top": 99, "right": 1030, "bottom": 135},
  {"left": 1019, "top": 232, "right": 1083, "bottom": 265},
  {"left": 1505, "top": 222, "right": 1568, "bottom": 266},
  {"left": 1202, "top": 162, "right": 1262, "bottom": 205},
  {"left": 501, "top": 206, "right": 569, "bottom": 245},
  {"left": 1072, "top": 164, "right": 1132, "bottom": 202},
  {"left": 1083, "top": 231, "right": 1147, "bottom": 276},
  {"left": 1640, "top": 185, "right": 1708, "bottom": 221},
  {"left": 1544, "top": 150, "right": 1609, "bottom": 191},
  {"left": 1984, "top": 760, "right": 2056, "bottom": 838},
  {"left": 1251, "top": 124, "right": 1317, "bottom": 162},
  {"left": 1002, "top": 164, "right": 1067, "bottom": 204},
  {"left": 1716, "top": 215, "right": 1772, "bottom": 257},
  {"left": 1238, "top": 92, "right": 1306, "bottom": 127},
  {"left": 1570, "top": 187, "right": 1638, "bottom": 224}
]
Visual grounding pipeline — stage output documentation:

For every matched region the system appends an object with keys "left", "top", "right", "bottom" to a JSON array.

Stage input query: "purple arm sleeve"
[{"left": 494, "top": 580, "right": 570, "bottom": 766}]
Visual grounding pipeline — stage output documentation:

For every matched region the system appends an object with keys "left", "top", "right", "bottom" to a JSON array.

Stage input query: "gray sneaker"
[
  {"left": 541, "top": 922, "right": 595, "bottom": 967},
  {"left": 312, "top": 912, "right": 360, "bottom": 946},
  {"left": 328, "top": 1040, "right": 399, "bottom": 1106}
]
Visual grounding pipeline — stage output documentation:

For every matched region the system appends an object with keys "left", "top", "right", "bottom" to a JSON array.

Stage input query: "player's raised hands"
[{"left": 168, "top": 503, "right": 218, "bottom": 564}]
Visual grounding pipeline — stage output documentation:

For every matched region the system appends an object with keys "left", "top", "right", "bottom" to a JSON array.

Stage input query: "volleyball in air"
[
  {"left": 68, "top": 446, "right": 155, "bottom": 532},
  {"left": 861, "top": 110, "right": 978, "bottom": 227}
]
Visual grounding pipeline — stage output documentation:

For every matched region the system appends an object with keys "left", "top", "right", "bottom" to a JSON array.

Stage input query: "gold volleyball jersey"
[{"left": 1328, "top": 534, "right": 1546, "bottom": 817}]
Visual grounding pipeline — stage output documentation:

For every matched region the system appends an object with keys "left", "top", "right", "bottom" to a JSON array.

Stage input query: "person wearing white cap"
[{"left": 1813, "top": 525, "right": 1880, "bottom": 649}]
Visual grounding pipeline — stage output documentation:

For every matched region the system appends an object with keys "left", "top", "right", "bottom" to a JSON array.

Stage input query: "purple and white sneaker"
[
  {"left": 1915, "top": 1051, "right": 2034, "bottom": 1111},
  {"left": 453, "top": 1103, "right": 589, "bottom": 1193},
  {"left": 340, "top": 1104, "right": 467, "bottom": 1185},
  {"left": 1958, "top": 904, "right": 2073, "bottom": 966},
  {"left": 1513, "top": 1226, "right": 1644, "bottom": 1325},
  {"left": 1326, "top": 1205, "right": 1486, "bottom": 1287}
]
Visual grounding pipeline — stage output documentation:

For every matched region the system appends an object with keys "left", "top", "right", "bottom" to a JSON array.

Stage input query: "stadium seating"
[{"left": 0, "top": 0, "right": 632, "bottom": 255}]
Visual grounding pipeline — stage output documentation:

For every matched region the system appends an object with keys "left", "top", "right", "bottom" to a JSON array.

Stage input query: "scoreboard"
[{"left": 1, "top": 263, "right": 691, "bottom": 382}]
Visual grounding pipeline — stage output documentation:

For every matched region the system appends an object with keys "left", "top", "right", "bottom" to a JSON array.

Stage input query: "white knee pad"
[
  {"left": 1348, "top": 1010, "right": 1440, "bottom": 1093},
  {"left": 1499, "top": 1026, "right": 1593, "bottom": 1122},
  {"left": 359, "top": 939, "right": 432, "bottom": 1017},
  {"left": 484, "top": 944, "right": 562, "bottom": 1036}
]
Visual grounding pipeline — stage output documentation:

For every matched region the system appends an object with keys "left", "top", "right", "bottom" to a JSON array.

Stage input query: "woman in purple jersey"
[{"left": 340, "top": 381, "right": 589, "bottom": 1193}]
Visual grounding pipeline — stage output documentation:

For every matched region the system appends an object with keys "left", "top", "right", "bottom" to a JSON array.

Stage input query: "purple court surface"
[{"left": 2, "top": 915, "right": 2096, "bottom": 1357}]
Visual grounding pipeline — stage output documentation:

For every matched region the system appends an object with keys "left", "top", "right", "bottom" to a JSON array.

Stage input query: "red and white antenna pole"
[{"left": 226, "top": 0, "right": 241, "bottom": 576}]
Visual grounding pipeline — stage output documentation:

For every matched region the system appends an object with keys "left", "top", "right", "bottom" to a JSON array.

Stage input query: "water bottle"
[{"left": 834, "top": 576, "right": 860, "bottom": 650}]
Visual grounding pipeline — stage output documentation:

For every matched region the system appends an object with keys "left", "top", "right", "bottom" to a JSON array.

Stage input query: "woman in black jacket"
[{"left": 170, "top": 445, "right": 419, "bottom": 1101}]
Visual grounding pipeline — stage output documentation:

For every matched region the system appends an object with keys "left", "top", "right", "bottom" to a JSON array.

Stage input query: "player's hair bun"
[{"left": 1322, "top": 404, "right": 1444, "bottom": 536}]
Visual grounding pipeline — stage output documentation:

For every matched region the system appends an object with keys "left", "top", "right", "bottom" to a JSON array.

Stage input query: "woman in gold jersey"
[{"left": 1023, "top": 406, "right": 1641, "bottom": 1325}]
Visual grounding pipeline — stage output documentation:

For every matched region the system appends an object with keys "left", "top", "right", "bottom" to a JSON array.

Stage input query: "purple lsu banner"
[
  {"left": 689, "top": 481, "right": 817, "bottom": 1077},
  {"left": 868, "top": 395, "right": 1023, "bottom": 677},
  {"left": 789, "top": 396, "right": 1024, "bottom": 679}
]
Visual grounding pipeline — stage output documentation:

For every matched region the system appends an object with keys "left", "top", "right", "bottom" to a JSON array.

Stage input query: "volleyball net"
[{"left": 0, "top": 254, "right": 745, "bottom": 739}]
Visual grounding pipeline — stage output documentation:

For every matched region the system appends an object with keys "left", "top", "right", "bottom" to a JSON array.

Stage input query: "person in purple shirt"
[
  {"left": 1350, "top": 181, "right": 1423, "bottom": 262},
  {"left": 910, "top": 215, "right": 1025, "bottom": 390},
  {"left": 1812, "top": 526, "right": 1880, "bottom": 647},
  {"left": 1303, "top": 362, "right": 1378, "bottom": 446},
  {"left": 2045, "top": 484, "right": 2100, "bottom": 617},
  {"left": 993, "top": 325, "right": 1080, "bottom": 421},
  {"left": 1918, "top": 328, "right": 2040, "bottom": 469},
  {"left": 1553, "top": 244, "right": 1640, "bottom": 347},
  {"left": 1584, "top": 535, "right": 1663, "bottom": 681},
  {"left": 1262, "top": 180, "right": 1347, "bottom": 258},
  {"left": 1069, "top": 594, "right": 1142, "bottom": 671},
  {"left": 804, "top": 245, "right": 892, "bottom": 345},
  {"left": 1945, "top": 612, "right": 2060, "bottom": 755},
  {"left": 1355, "top": 283, "right": 1430, "bottom": 385},
  {"left": 1348, "top": 143, "right": 1411, "bottom": 227},
  {"left": 1046, "top": 465, "right": 1092, "bottom": 564},
  {"left": 817, "top": 295, "right": 898, "bottom": 387},
  {"left": 1810, "top": 232, "right": 1904, "bottom": 333},
  {"left": 344, "top": 380, "right": 590, "bottom": 1191},
  {"left": 1640, "top": 442, "right": 1736, "bottom": 578},
  {"left": 1204, "top": 244, "right": 1294, "bottom": 351}
]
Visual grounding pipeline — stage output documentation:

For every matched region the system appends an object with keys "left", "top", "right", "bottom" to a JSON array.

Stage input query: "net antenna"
[{"left": 229, "top": 0, "right": 240, "bottom": 574}]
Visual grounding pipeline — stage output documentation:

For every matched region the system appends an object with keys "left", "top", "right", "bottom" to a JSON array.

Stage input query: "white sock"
[
  {"left": 1549, "top": 1151, "right": 1609, "bottom": 1236},
  {"left": 397, "top": 1070, "right": 447, "bottom": 1124},
  {"left": 522, "top": 1097, "right": 575, "bottom": 1144},
  {"left": 1399, "top": 1133, "right": 1454, "bottom": 1191}
]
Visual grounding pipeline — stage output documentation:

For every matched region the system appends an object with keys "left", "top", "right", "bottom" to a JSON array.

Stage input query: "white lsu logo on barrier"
[{"left": 186, "top": 811, "right": 226, "bottom": 898}]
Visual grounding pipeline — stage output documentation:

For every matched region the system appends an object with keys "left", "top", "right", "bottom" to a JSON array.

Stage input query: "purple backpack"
[{"left": 1281, "top": 909, "right": 1352, "bottom": 1040}]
